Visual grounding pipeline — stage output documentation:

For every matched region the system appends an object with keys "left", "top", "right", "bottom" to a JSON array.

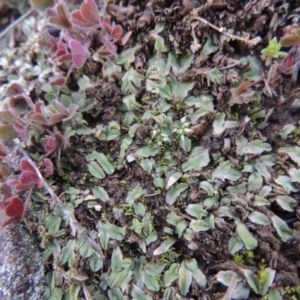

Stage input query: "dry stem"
[
  {"left": 190, "top": 11, "right": 261, "bottom": 47},
  {"left": 0, "top": 8, "right": 35, "bottom": 40}
]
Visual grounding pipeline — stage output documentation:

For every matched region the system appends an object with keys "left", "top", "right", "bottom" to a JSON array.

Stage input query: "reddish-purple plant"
[
  {"left": 70, "top": 0, "right": 102, "bottom": 29},
  {"left": 46, "top": 1, "right": 72, "bottom": 30}
]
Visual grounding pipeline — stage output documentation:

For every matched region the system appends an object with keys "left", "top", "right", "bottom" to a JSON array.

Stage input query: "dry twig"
[{"left": 190, "top": 10, "right": 261, "bottom": 47}]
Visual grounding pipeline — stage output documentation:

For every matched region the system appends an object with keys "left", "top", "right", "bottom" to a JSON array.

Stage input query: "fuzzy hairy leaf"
[
  {"left": 178, "top": 263, "right": 192, "bottom": 295},
  {"left": 271, "top": 215, "right": 293, "bottom": 242},
  {"left": 122, "top": 67, "right": 145, "bottom": 94},
  {"left": 166, "top": 183, "right": 188, "bottom": 205},
  {"left": 212, "top": 161, "right": 241, "bottom": 181},
  {"left": 236, "top": 221, "right": 258, "bottom": 250}
]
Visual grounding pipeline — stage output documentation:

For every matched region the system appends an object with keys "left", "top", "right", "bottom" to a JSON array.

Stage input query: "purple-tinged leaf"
[
  {"left": 50, "top": 76, "right": 66, "bottom": 86},
  {"left": 6, "top": 83, "right": 25, "bottom": 97},
  {"left": 53, "top": 100, "right": 68, "bottom": 114},
  {"left": 69, "top": 39, "right": 90, "bottom": 68},
  {"left": 65, "top": 103, "right": 79, "bottom": 121},
  {"left": 43, "top": 158, "right": 54, "bottom": 177},
  {"left": 0, "top": 163, "right": 11, "bottom": 179},
  {"left": 0, "top": 111, "right": 24, "bottom": 126},
  {"left": 0, "top": 125, "right": 18, "bottom": 141},
  {"left": 21, "top": 159, "right": 37, "bottom": 173},
  {"left": 6, "top": 83, "right": 34, "bottom": 107},
  {"left": 53, "top": 2, "right": 72, "bottom": 29},
  {"left": 0, "top": 142, "right": 8, "bottom": 156},
  {"left": 9, "top": 97, "right": 28, "bottom": 113},
  {"left": 44, "top": 136, "right": 57, "bottom": 153},
  {"left": 5, "top": 196, "right": 24, "bottom": 217},
  {"left": 49, "top": 113, "right": 69, "bottom": 125},
  {"left": 71, "top": 10, "right": 98, "bottom": 29},
  {"left": 81, "top": 0, "right": 101, "bottom": 27},
  {"left": 34, "top": 102, "right": 45, "bottom": 114},
  {"left": 2, "top": 215, "right": 22, "bottom": 227},
  {"left": 121, "top": 31, "right": 132, "bottom": 45},
  {"left": 30, "top": 0, "right": 55, "bottom": 11},
  {"left": 19, "top": 170, "right": 40, "bottom": 186},
  {"left": 13, "top": 125, "right": 27, "bottom": 142},
  {"left": 27, "top": 112, "right": 48, "bottom": 124}
]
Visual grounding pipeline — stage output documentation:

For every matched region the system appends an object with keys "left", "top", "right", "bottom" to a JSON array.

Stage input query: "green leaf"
[
  {"left": 178, "top": 263, "right": 192, "bottom": 295},
  {"left": 254, "top": 195, "right": 270, "bottom": 206},
  {"left": 261, "top": 37, "right": 287, "bottom": 58},
  {"left": 276, "top": 195, "right": 297, "bottom": 212},
  {"left": 131, "top": 284, "right": 152, "bottom": 300},
  {"left": 122, "top": 67, "right": 145, "bottom": 94},
  {"left": 136, "top": 144, "right": 160, "bottom": 158},
  {"left": 146, "top": 78, "right": 172, "bottom": 98},
  {"left": 45, "top": 214, "right": 61, "bottom": 233},
  {"left": 126, "top": 185, "right": 147, "bottom": 205},
  {"left": 123, "top": 94, "right": 142, "bottom": 111},
  {"left": 102, "top": 61, "right": 122, "bottom": 79},
  {"left": 170, "top": 77, "right": 195, "bottom": 102},
  {"left": 140, "top": 158, "right": 153, "bottom": 174},
  {"left": 278, "top": 146, "right": 300, "bottom": 163},
  {"left": 243, "top": 140, "right": 272, "bottom": 155},
  {"left": 59, "top": 240, "right": 76, "bottom": 266},
  {"left": 144, "top": 273, "right": 160, "bottom": 291},
  {"left": 147, "top": 57, "right": 171, "bottom": 80},
  {"left": 97, "top": 223, "right": 125, "bottom": 250},
  {"left": 90, "top": 253, "right": 103, "bottom": 272},
  {"left": 153, "top": 237, "right": 177, "bottom": 256},
  {"left": 0, "top": 124, "right": 18, "bottom": 141},
  {"left": 213, "top": 113, "right": 238, "bottom": 136},
  {"left": 92, "top": 186, "right": 109, "bottom": 202},
  {"left": 163, "top": 287, "right": 176, "bottom": 300},
  {"left": 150, "top": 24, "right": 168, "bottom": 53},
  {"left": 201, "top": 36, "right": 219, "bottom": 57},
  {"left": 268, "top": 288, "right": 282, "bottom": 300},
  {"left": 166, "top": 183, "right": 188, "bottom": 205},
  {"left": 88, "top": 161, "right": 105, "bottom": 179},
  {"left": 79, "top": 242, "right": 94, "bottom": 258},
  {"left": 212, "top": 161, "right": 241, "bottom": 181},
  {"left": 186, "top": 95, "right": 214, "bottom": 110},
  {"left": 278, "top": 124, "right": 296, "bottom": 139},
  {"left": 30, "top": 0, "right": 54, "bottom": 11},
  {"left": 86, "top": 151, "right": 114, "bottom": 175},
  {"left": 271, "top": 215, "right": 293, "bottom": 242},
  {"left": 133, "top": 202, "right": 146, "bottom": 216},
  {"left": 207, "top": 68, "right": 223, "bottom": 85},
  {"left": 185, "top": 204, "right": 207, "bottom": 219},
  {"left": 241, "top": 56, "right": 261, "bottom": 81},
  {"left": 169, "top": 52, "right": 194, "bottom": 76},
  {"left": 275, "top": 176, "right": 298, "bottom": 194},
  {"left": 163, "top": 263, "right": 180, "bottom": 287},
  {"left": 289, "top": 168, "right": 300, "bottom": 182},
  {"left": 179, "top": 135, "right": 191, "bottom": 152},
  {"left": 49, "top": 288, "right": 63, "bottom": 300},
  {"left": 166, "top": 212, "right": 183, "bottom": 226},
  {"left": 176, "top": 220, "right": 187, "bottom": 237},
  {"left": 166, "top": 172, "right": 182, "bottom": 190},
  {"left": 115, "top": 47, "right": 137, "bottom": 70},
  {"left": 181, "top": 147, "right": 210, "bottom": 172},
  {"left": 248, "top": 212, "right": 270, "bottom": 225},
  {"left": 228, "top": 233, "right": 244, "bottom": 254},
  {"left": 154, "top": 35, "right": 168, "bottom": 53},
  {"left": 189, "top": 220, "right": 209, "bottom": 232},
  {"left": 184, "top": 259, "right": 206, "bottom": 287},
  {"left": 248, "top": 172, "right": 263, "bottom": 191},
  {"left": 236, "top": 221, "right": 258, "bottom": 250},
  {"left": 145, "top": 231, "right": 158, "bottom": 245}
]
